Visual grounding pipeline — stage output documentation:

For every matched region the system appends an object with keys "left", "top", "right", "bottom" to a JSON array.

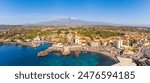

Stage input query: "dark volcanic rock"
[{"left": 144, "top": 47, "right": 150, "bottom": 59}]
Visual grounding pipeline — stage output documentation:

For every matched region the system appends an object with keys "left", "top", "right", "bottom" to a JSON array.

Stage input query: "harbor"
[
  {"left": 38, "top": 45, "right": 126, "bottom": 64},
  {"left": 0, "top": 43, "right": 117, "bottom": 66}
]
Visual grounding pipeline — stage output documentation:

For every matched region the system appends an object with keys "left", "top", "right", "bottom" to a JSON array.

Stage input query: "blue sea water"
[{"left": 0, "top": 43, "right": 117, "bottom": 66}]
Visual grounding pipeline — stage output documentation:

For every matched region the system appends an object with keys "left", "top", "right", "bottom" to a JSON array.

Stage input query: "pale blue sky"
[{"left": 0, "top": 0, "right": 150, "bottom": 25}]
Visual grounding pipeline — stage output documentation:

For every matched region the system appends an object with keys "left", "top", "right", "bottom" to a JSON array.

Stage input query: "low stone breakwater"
[{"left": 38, "top": 45, "right": 83, "bottom": 57}]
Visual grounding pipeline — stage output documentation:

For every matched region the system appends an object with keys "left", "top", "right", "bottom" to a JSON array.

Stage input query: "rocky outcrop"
[
  {"left": 134, "top": 46, "right": 150, "bottom": 66},
  {"left": 62, "top": 47, "right": 70, "bottom": 55},
  {"left": 38, "top": 47, "right": 64, "bottom": 57},
  {"left": 1, "top": 39, "right": 40, "bottom": 48},
  {"left": 143, "top": 47, "right": 150, "bottom": 59},
  {"left": 38, "top": 45, "right": 83, "bottom": 57}
]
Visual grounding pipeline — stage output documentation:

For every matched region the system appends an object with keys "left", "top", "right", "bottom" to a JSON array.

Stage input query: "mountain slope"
[{"left": 36, "top": 17, "right": 114, "bottom": 26}]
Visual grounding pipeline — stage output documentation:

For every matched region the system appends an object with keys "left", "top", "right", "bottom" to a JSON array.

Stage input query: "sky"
[{"left": 0, "top": 0, "right": 150, "bottom": 25}]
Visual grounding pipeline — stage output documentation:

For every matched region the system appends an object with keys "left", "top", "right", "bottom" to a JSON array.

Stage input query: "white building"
[
  {"left": 116, "top": 39, "right": 123, "bottom": 49},
  {"left": 75, "top": 35, "right": 81, "bottom": 44}
]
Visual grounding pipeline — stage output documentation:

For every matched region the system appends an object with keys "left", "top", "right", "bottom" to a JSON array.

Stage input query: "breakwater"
[{"left": 38, "top": 45, "right": 83, "bottom": 57}]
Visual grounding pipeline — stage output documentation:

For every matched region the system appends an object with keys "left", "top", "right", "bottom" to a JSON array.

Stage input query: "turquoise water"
[{"left": 0, "top": 44, "right": 117, "bottom": 66}]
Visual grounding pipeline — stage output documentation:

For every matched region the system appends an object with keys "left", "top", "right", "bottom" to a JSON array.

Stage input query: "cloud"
[{"left": 53, "top": 15, "right": 79, "bottom": 20}]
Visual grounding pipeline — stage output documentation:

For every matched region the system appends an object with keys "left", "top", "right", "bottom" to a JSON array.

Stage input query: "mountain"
[{"left": 36, "top": 17, "right": 114, "bottom": 26}]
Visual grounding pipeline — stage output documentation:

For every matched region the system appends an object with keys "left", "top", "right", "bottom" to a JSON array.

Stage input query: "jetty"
[
  {"left": 38, "top": 45, "right": 83, "bottom": 57},
  {"left": 38, "top": 47, "right": 64, "bottom": 57}
]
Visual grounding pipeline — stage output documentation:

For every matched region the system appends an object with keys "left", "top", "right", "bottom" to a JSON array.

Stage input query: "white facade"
[
  {"left": 117, "top": 39, "right": 123, "bottom": 48},
  {"left": 75, "top": 36, "right": 81, "bottom": 44}
]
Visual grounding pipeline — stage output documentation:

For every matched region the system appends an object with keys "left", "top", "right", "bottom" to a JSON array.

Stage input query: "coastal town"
[{"left": 0, "top": 25, "right": 150, "bottom": 66}]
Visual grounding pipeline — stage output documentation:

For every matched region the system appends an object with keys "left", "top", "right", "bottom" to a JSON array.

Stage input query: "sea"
[{"left": 0, "top": 43, "right": 118, "bottom": 66}]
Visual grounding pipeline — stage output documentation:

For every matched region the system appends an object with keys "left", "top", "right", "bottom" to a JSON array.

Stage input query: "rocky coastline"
[
  {"left": 133, "top": 46, "right": 150, "bottom": 66},
  {"left": 37, "top": 45, "right": 120, "bottom": 64},
  {"left": 38, "top": 45, "right": 146, "bottom": 66},
  {"left": 1, "top": 39, "right": 145, "bottom": 66},
  {"left": 0, "top": 39, "right": 43, "bottom": 48}
]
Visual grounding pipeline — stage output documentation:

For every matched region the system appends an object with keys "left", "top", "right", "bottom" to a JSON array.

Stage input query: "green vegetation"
[
  {"left": 0, "top": 26, "right": 127, "bottom": 42},
  {"left": 76, "top": 27, "right": 124, "bottom": 38},
  {"left": 0, "top": 28, "right": 56, "bottom": 41}
]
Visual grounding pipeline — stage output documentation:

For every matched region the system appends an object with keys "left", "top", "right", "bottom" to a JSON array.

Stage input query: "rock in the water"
[{"left": 62, "top": 47, "right": 70, "bottom": 55}]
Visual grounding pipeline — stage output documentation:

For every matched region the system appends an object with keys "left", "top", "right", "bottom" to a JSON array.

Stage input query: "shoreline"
[
  {"left": 38, "top": 45, "right": 119, "bottom": 63},
  {"left": 37, "top": 45, "right": 138, "bottom": 66},
  {"left": 80, "top": 49, "right": 118, "bottom": 60},
  {"left": 0, "top": 43, "right": 138, "bottom": 66},
  {"left": 0, "top": 41, "right": 52, "bottom": 48}
]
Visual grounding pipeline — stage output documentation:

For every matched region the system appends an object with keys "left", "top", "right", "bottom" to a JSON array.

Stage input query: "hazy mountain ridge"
[
  {"left": 0, "top": 17, "right": 150, "bottom": 28},
  {"left": 36, "top": 17, "right": 115, "bottom": 26}
]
